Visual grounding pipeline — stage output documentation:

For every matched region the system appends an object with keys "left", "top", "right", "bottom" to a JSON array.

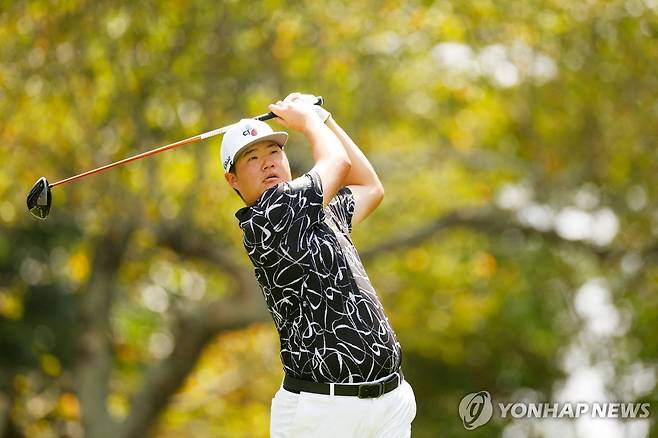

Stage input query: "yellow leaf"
[
  {"left": 41, "top": 354, "right": 61, "bottom": 377},
  {"left": 58, "top": 392, "right": 80, "bottom": 419},
  {"left": 473, "top": 251, "right": 497, "bottom": 278},
  {"left": 67, "top": 245, "right": 90, "bottom": 283},
  {"left": 0, "top": 290, "right": 23, "bottom": 320}
]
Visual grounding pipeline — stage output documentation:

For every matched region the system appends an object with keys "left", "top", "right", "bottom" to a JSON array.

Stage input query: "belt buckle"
[{"left": 357, "top": 382, "right": 384, "bottom": 399}]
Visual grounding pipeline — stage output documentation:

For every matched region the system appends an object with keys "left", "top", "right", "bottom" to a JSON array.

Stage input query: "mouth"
[{"left": 263, "top": 174, "right": 279, "bottom": 183}]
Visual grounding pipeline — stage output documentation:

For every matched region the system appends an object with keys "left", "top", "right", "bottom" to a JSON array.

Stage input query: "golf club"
[{"left": 26, "top": 96, "right": 324, "bottom": 219}]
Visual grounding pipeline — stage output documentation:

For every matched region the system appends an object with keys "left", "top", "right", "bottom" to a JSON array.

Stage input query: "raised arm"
[
  {"left": 268, "top": 100, "right": 351, "bottom": 206},
  {"left": 324, "top": 116, "right": 385, "bottom": 225}
]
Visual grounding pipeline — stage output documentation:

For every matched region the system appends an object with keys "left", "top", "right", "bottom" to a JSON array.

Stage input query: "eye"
[{"left": 248, "top": 155, "right": 257, "bottom": 161}]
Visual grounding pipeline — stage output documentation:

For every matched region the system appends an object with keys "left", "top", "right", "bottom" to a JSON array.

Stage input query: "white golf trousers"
[{"left": 270, "top": 378, "right": 417, "bottom": 437}]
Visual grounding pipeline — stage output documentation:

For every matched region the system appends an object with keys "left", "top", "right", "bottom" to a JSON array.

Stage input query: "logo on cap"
[
  {"left": 223, "top": 157, "right": 232, "bottom": 170},
  {"left": 242, "top": 125, "right": 258, "bottom": 137}
]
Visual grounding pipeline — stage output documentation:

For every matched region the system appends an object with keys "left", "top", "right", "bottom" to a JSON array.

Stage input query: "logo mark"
[
  {"left": 459, "top": 391, "right": 493, "bottom": 430},
  {"left": 242, "top": 126, "right": 257, "bottom": 136},
  {"left": 223, "top": 157, "right": 232, "bottom": 170}
]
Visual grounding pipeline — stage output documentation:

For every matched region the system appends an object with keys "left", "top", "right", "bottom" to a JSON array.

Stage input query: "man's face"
[{"left": 224, "top": 141, "right": 292, "bottom": 205}]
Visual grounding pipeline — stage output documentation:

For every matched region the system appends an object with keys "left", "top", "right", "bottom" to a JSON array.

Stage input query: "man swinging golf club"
[{"left": 222, "top": 93, "right": 416, "bottom": 437}]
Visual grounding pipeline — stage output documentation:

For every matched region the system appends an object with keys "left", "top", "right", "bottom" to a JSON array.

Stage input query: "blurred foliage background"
[{"left": 1, "top": 0, "right": 657, "bottom": 437}]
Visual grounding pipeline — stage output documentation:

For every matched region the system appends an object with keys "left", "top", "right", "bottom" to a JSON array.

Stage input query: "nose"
[{"left": 261, "top": 156, "right": 275, "bottom": 170}]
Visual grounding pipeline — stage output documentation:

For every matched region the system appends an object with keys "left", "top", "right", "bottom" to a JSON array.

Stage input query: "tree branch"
[
  {"left": 76, "top": 224, "right": 133, "bottom": 438},
  {"left": 119, "top": 294, "right": 267, "bottom": 438},
  {"left": 154, "top": 222, "right": 256, "bottom": 295},
  {"left": 119, "top": 223, "right": 269, "bottom": 438},
  {"left": 360, "top": 205, "right": 623, "bottom": 263}
]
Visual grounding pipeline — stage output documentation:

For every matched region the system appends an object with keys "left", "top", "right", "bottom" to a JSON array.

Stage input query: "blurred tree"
[{"left": 0, "top": 0, "right": 656, "bottom": 437}]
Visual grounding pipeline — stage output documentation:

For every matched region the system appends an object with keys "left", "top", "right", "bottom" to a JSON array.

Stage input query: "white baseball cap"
[{"left": 220, "top": 119, "right": 288, "bottom": 172}]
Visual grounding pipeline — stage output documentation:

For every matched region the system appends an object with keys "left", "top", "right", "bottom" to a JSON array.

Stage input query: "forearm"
[
  {"left": 325, "top": 116, "right": 382, "bottom": 189},
  {"left": 304, "top": 118, "right": 351, "bottom": 205},
  {"left": 304, "top": 118, "right": 351, "bottom": 167}
]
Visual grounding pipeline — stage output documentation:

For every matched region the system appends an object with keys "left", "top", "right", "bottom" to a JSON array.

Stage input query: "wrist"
[
  {"left": 315, "top": 105, "right": 331, "bottom": 123},
  {"left": 301, "top": 117, "right": 326, "bottom": 137}
]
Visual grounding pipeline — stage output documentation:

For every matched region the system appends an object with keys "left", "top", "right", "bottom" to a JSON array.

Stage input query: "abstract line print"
[{"left": 236, "top": 171, "right": 401, "bottom": 383}]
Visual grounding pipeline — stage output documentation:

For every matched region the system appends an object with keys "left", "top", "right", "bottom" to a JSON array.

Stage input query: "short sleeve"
[
  {"left": 237, "top": 171, "right": 325, "bottom": 243},
  {"left": 327, "top": 186, "right": 355, "bottom": 233}
]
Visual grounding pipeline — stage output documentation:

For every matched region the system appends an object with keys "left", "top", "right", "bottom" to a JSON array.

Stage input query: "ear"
[{"left": 224, "top": 171, "right": 239, "bottom": 190}]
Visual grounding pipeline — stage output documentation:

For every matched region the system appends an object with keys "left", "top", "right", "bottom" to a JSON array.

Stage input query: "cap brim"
[{"left": 230, "top": 132, "right": 289, "bottom": 168}]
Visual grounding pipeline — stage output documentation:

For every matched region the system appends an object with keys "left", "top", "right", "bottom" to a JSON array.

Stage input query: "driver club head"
[{"left": 27, "top": 177, "right": 52, "bottom": 219}]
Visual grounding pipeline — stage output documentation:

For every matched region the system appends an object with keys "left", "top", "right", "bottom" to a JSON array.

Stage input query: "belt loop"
[{"left": 329, "top": 383, "right": 335, "bottom": 396}]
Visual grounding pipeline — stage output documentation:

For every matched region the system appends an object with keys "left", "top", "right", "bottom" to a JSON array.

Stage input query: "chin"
[{"left": 263, "top": 179, "right": 280, "bottom": 190}]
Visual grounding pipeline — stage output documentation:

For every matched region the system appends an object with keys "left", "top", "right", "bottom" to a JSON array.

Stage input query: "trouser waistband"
[{"left": 283, "top": 371, "right": 403, "bottom": 399}]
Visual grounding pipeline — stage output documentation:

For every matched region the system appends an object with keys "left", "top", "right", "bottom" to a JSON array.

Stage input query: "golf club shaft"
[
  {"left": 49, "top": 129, "right": 217, "bottom": 188},
  {"left": 48, "top": 97, "right": 323, "bottom": 188}
]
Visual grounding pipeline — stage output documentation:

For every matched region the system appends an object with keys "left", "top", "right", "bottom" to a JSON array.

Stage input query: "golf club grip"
[{"left": 255, "top": 96, "right": 324, "bottom": 122}]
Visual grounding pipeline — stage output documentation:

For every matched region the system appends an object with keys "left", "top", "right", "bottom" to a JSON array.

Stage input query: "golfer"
[{"left": 222, "top": 93, "right": 416, "bottom": 437}]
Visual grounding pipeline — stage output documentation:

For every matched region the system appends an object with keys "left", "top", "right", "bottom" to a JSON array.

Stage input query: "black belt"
[{"left": 283, "top": 372, "right": 403, "bottom": 399}]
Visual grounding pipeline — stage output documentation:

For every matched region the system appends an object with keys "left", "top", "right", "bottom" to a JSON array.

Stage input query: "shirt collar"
[{"left": 234, "top": 184, "right": 281, "bottom": 222}]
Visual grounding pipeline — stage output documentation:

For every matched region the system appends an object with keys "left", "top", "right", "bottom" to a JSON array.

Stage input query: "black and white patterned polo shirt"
[{"left": 235, "top": 170, "right": 402, "bottom": 384}]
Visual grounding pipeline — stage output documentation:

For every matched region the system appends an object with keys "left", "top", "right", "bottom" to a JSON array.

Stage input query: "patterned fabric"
[{"left": 235, "top": 171, "right": 402, "bottom": 383}]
